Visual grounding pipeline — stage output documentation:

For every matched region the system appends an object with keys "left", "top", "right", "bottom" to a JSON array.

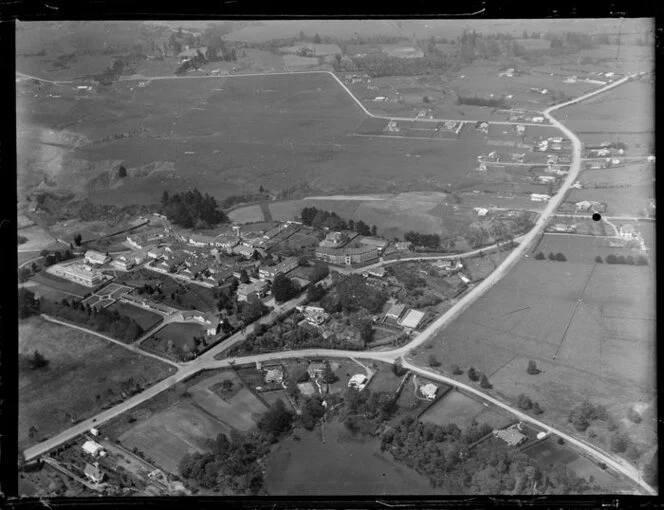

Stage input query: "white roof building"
[
  {"left": 348, "top": 374, "right": 368, "bottom": 390},
  {"left": 84, "top": 250, "right": 110, "bottom": 265},
  {"left": 398, "top": 309, "right": 425, "bottom": 330},
  {"left": 473, "top": 207, "right": 489, "bottom": 216},
  {"left": 82, "top": 440, "right": 103, "bottom": 456},
  {"left": 420, "top": 383, "right": 438, "bottom": 400}
]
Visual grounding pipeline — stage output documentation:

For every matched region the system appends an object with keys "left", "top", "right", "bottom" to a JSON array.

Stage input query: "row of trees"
[
  {"left": 457, "top": 95, "right": 509, "bottom": 108},
  {"left": 403, "top": 231, "right": 440, "bottom": 250},
  {"left": 18, "top": 288, "right": 40, "bottom": 319},
  {"left": 300, "top": 206, "right": 378, "bottom": 236},
  {"left": 600, "top": 254, "right": 648, "bottom": 265},
  {"left": 160, "top": 188, "right": 228, "bottom": 229},
  {"left": 19, "top": 350, "right": 49, "bottom": 371},
  {"left": 534, "top": 251, "right": 567, "bottom": 261}
]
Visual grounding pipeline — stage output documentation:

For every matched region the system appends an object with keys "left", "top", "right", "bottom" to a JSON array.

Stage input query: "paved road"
[{"left": 21, "top": 71, "right": 655, "bottom": 495}]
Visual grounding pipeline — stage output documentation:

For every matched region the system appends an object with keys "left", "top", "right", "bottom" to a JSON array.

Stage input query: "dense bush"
[
  {"left": 534, "top": 251, "right": 545, "bottom": 260},
  {"left": 160, "top": 188, "right": 228, "bottom": 229},
  {"left": 404, "top": 231, "right": 440, "bottom": 250},
  {"left": 526, "top": 360, "right": 540, "bottom": 375},
  {"left": 18, "top": 288, "right": 40, "bottom": 319},
  {"left": 19, "top": 350, "right": 49, "bottom": 371}
]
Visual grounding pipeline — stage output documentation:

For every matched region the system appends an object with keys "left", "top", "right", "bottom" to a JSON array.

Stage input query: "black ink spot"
[{"left": 592, "top": 213, "right": 601, "bottom": 221}]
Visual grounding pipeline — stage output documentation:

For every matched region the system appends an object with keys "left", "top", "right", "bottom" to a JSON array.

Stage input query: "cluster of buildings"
[
  {"left": 49, "top": 262, "right": 105, "bottom": 287},
  {"left": 549, "top": 223, "right": 577, "bottom": 233},
  {"left": 534, "top": 136, "right": 567, "bottom": 153},
  {"left": 296, "top": 305, "right": 330, "bottom": 326},
  {"left": 575, "top": 200, "right": 607, "bottom": 213},
  {"left": 383, "top": 302, "right": 426, "bottom": 332}
]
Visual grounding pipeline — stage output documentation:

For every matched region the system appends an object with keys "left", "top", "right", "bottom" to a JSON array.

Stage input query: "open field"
[
  {"left": 15, "top": 225, "right": 56, "bottom": 251},
  {"left": 107, "top": 301, "right": 163, "bottom": 331},
  {"left": 19, "top": 316, "right": 173, "bottom": 449},
  {"left": 579, "top": 163, "right": 654, "bottom": 189},
  {"left": 30, "top": 270, "right": 96, "bottom": 298},
  {"left": 227, "top": 204, "right": 265, "bottom": 223},
  {"left": 415, "top": 238, "right": 655, "bottom": 456},
  {"left": 533, "top": 233, "right": 640, "bottom": 264},
  {"left": 118, "top": 400, "right": 231, "bottom": 475},
  {"left": 558, "top": 80, "right": 654, "bottom": 135},
  {"left": 569, "top": 186, "right": 654, "bottom": 217},
  {"left": 419, "top": 390, "right": 485, "bottom": 429},
  {"left": 265, "top": 419, "right": 442, "bottom": 495}
]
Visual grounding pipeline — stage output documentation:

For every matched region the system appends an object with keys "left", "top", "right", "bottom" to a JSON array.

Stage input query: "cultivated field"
[
  {"left": 19, "top": 317, "right": 173, "bottom": 448},
  {"left": 415, "top": 236, "right": 655, "bottom": 456},
  {"left": 533, "top": 233, "right": 639, "bottom": 264},
  {"left": 118, "top": 400, "right": 231, "bottom": 475},
  {"left": 579, "top": 163, "right": 654, "bottom": 189}
]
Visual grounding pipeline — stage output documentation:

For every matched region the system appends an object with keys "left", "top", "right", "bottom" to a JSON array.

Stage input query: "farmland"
[
  {"left": 116, "top": 370, "right": 266, "bottom": 475},
  {"left": 419, "top": 390, "right": 512, "bottom": 431},
  {"left": 579, "top": 163, "right": 654, "bottom": 189},
  {"left": 19, "top": 316, "right": 173, "bottom": 449},
  {"left": 569, "top": 186, "right": 654, "bottom": 217},
  {"left": 533, "top": 233, "right": 641, "bottom": 264},
  {"left": 414, "top": 234, "right": 655, "bottom": 459}
]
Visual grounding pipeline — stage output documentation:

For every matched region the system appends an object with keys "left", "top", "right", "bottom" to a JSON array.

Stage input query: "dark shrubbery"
[{"left": 160, "top": 188, "right": 228, "bottom": 229}]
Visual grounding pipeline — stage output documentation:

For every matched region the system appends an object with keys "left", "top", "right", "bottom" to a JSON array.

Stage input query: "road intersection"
[{"left": 19, "top": 69, "right": 655, "bottom": 495}]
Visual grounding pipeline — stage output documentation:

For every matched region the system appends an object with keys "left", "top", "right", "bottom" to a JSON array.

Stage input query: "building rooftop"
[{"left": 398, "top": 309, "right": 425, "bottom": 329}]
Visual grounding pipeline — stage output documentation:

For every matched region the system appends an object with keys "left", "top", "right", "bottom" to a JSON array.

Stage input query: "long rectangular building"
[
  {"left": 315, "top": 245, "right": 379, "bottom": 266},
  {"left": 51, "top": 263, "right": 103, "bottom": 287}
]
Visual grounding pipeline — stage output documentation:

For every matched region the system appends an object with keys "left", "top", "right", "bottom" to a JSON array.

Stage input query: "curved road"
[{"left": 21, "top": 72, "right": 654, "bottom": 495}]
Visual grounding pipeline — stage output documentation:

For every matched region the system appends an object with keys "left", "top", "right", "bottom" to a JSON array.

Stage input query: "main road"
[{"left": 22, "top": 72, "right": 654, "bottom": 495}]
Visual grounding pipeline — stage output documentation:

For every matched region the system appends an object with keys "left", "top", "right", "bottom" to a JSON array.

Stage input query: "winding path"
[{"left": 20, "top": 70, "right": 655, "bottom": 495}]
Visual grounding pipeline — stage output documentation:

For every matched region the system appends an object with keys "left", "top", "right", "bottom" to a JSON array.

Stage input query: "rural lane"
[{"left": 21, "top": 71, "right": 654, "bottom": 494}]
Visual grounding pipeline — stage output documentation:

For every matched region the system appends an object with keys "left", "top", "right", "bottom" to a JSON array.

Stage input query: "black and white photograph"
[{"left": 12, "top": 17, "right": 656, "bottom": 500}]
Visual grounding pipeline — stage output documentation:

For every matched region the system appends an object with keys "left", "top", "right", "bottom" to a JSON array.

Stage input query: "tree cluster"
[
  {"left": 547, "top": 252, "right": 567, "bottom": 261},
  {"left": 160, "top": 188, "right": 228, "bottom": 229},
  {"left": 382, "top": 415, "right": 596, "bottom": 494},
  {"left": 19, "top": 350, "right": 49, "bottom": 371},
  {"left": 18, "top": 288, "right": 41, "bottom": 319},
  {"left": 568, "top": 401, "right": 609, "bottom": 432},
  {"left": 271, "top": 274, "right": 301, "bottom": 303},
  {"left": 404, "top": 231, "right": 440, "bottom": 250},
  {"left": 457, "top": 95, "right": 509, "bottom": 108},
  {"left": 41, "top": 298, "right": 144, "bottom": 343},
  {"left": 326, "top": 273, "right": 388, "bottom": 314},
  {"left": 605, "top": 254, "right": 648, "bottom": 266},
  {"left": 300, "top": 206, "right": 377, "bottom": 236},
  {"left": 179, "top": 400, "right": 293, "bottom": 495}
]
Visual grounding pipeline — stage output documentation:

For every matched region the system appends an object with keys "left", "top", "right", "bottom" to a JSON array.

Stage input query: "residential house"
[
  {"left": 232, "top": 244, "right": 257, "bottom": 259},
  {"left": 348, "top": 374, "right": 368, "bottom": 391},
  {"left": 530, "top": 193, "right": 551, "bottom": 202},
  {"left": 494, "top": 427, "right": 527, "bottom": 447},
  {"left": 319, "top": 231, "right": 348, "bottom": 248},
  {"left": 237, "top": 280, "right": 269, "bottom": 302},
  {"left": 297, "top": 305, "right": 329, "bottom": 326},
  {"left": 419, "top": 383, "right": 438, "bottom": 400},
  {"left": 307, "top": 362, "right": 326, "bottom": 379},
  {"left": 214, "top": 234, "right": 240, "bottom": 251},
  {"left": 188, "top": 234, "right": 216, "bottom": 247},
  {"left": 147, "top": 247, "right": 165, "bottom": 259},
  {"left": 84, "top": 463, "right": 105, "bottom": 484},
  {"left": 82, "top": 441, "right": 104, "bottom": 456},
  {"left": 84, "top": 250, "right": 110, "bottom": 266},
  {"left": 395, "top": 241, "right": 413, "bottom": 252},
  {"left": 473, "top": 207, "right": 489, "bottom": 217},
  {"left": 575, "top": 200, "right": 593, "bottom": 212},
  {"left": 385, "top": 303, "right": 406, "bottom": 322},
  {"left": 264, "top": 368, "right": 284, "bottom": 384},
  {"left": 111, "top": 255, "right": 134, "bottom": 271},
  {"left": 363, "top": 266, "right": 386, "bottom": 278}
]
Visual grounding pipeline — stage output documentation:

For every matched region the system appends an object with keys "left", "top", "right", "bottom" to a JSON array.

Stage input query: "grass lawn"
[
  {"left": 569, "top": 186, "right": 654, "bottom": 217},
  {"left": 19, "top": 317, "right": 173, "bottom": 449},
  {"left": 419, "top": 390, "right": 485, "bottom": 429},
  {"left": 533, "top": 233, "right": 641, "bottom": 264},
  {"left": 107, "top": 301, "right": 163, "bottom": 331}
]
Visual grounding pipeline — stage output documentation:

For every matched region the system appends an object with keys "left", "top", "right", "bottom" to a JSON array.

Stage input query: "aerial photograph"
[{"left": 15, "top": 18, "right": 655, "bottom": 498}]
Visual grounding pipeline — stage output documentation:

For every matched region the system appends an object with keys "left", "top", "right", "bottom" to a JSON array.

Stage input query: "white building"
[
  {"left": 50, "top": 263, "right": 103, "bottom": 287},
  {"left": 419, "top": 383, "right": 438, "bottom": 400},
  {"left": 385, "top": 303, "right": 406, "bottom": 321},
  {"left": 84, "top": 250, "right": 110, "bottom": 265},
  {"left": 82, "top": 440, "right": 104, "bottom": 456},
  {"left": 398, "top": 309, "right": 425, "bottom": 330},
  {"left": 530, "top": 193, "right": 551, "bottom": 202},
  {"left": 473, "top": 207, "right": 489, "bottom": 216},
  {"left": 348, "top": 374, "right": 368, "bottom": 391}
]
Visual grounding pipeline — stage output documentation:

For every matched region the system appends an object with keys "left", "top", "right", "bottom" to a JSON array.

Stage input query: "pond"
[{"left": 264, "top": 419, "right": 445, "bottom": 495}]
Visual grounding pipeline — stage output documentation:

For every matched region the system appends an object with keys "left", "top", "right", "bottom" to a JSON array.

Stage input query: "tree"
[
  {"left": 610, "top": 433, "right": 628, "bottom": 453},
  {"left": 423, "top": 96, "right": 430, "bottom": 103},
  {"left": 28, "top": 425, "right": 39, "bottom": 441},
  {"left": 467, "top": 366, "right": 479, "bottom": 382},
  {"left": 429, "top": 355, "right": 441, "bottom": 367},
  {"left": 479, "top": 373, "right": 492, "bottom": 389},
  {"left": 18, "top": 288, "right": 40, "bottom": 319},
  {"left": 636, "top": 256, "right": 649, "bottom": 266},
  {"left": 221, "top": 379, "right": 233, "bottom": 392},
  {"left": 534, "top": 251, "right": 545, "bottom": 260},
  {"left": 118, "top": 165, "right": 127, "bottom": 178},
  {"left": 258, "top": 399, "right": 294, "bottom": 440},
  {"left": 306, "top": 283, "right": 326, "bottom": 303},
  {"left": 272, "top": 274, "right": 299, "bottom": 303},
  {"left": 313, "top": 33, "right": 322, "bottom": 44},
  {"left": 321, "top": 361, "right": 338, "bottom": 384},
  {"left": 627, "top": 407, "right": 642, "bottom": 424},
  {"left": 392, "top": 359, "right": 407, "bottom": 376},
  {"left": 643, "top": 451, "right": 658, "bottom": 487},
  {"left": 371, "top": 225, "right": 378, "bottom": 236},
  {"left": 548, "top": 252, "right": 556, "bottom": 261},
  {"left": 526, "top": 360, "right": 540, "bottom": 375},
  {"left": 533, "top": 402, "right": 543, "bottom": 414},
  {"left": 239, "top": 269, "right": 250, "bottom": 284},
  {"left": 555, "top": 253, "right": 567, "bottom": 262},
  {"left": 74, "top": 233, "right": 82, "bottom": 246},
  {"left": 606, "top": 254, "right": 618, "bottom": 264},
  {"left": 595, "top": 255, "right": 604, "bottom": 263},
  {"left": 451, "top": 365, "right": 463, "bottom": 375},
  {"left": 517, "top": 393, "right": 533, "bottom": 410},
  {"left": 311, "top": 261, "right": 329, "bottom": 283}
]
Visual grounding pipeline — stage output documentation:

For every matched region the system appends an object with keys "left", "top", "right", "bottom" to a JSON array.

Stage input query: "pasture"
[
  {"left": 579, "top": 163, "right": 654, "bottom": 189},
  {"left": 118, "top": 400, "right": 231, "bottom": 475},
  {"left": 227, "top": 204, "right": 265, "bottom": 224},
  {"left": 18, "top": 317, "right": 172, "bottom": 448},
  {"left": 417, "top": 242, "right": 655, "bottom": 454},
  {"left": 15, "top": 226, "right": 55, "bottom": 252},
  {"left": 533, "top": 233, "right": 636, "bottom": 263},
  {"left": 419, "top": 390, "right": 485, "bottom": 429}
]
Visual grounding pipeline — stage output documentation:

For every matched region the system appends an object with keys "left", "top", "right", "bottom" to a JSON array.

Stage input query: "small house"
[
  {"left": 385, "top": 303, "right": 406, "bottom": 322},
  {"left": 84, "top": 463, "right": 105, "bottom": 484},
  {"left": 82, "top": 440, "right": 103, "bottom": 457},
  {"left": 84, "top": 250, "right": 110, "bottom": 266},
  {"left": 419, "top": 383, "right": 438, "bottom": 400},
  {"left": 494, "top": 427, "right": 527, "bottom": 447},
  {"left": 307, "top": 362, "right": 326, "bottom": 379},
  {"left": 348, "top": 374, "right": 368, "bottom": 391},
  {"left": 264, "top": 368, "right": 284, "bottom": 384}
]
